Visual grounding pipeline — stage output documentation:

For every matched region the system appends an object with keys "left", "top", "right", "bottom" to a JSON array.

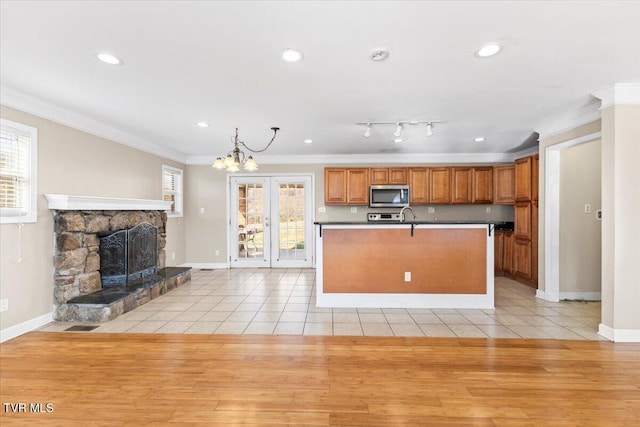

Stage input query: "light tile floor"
[{"left": 40, "top": 268, "right": 606, "bottom": 340}]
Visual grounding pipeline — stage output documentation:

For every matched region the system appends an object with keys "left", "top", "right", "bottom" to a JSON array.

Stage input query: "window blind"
[
  {"left": 0, "top": 126, "right": 31, "bottom": 217},
  {"left": 162, "top": 165, "right": 183, "bottom": 216}
]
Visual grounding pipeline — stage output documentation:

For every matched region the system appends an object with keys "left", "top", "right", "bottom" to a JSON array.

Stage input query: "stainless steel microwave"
[{"left": 369, "top": 185, "right": 410, "bottom": 208}]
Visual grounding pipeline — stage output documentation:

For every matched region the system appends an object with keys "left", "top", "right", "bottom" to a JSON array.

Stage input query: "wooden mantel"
[{"left": 44, "top": 194, "right": 172, "bottom": 211}]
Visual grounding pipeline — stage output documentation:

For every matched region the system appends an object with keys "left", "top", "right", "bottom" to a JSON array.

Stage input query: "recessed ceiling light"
[
  {"left": 475, "top": 44, "right": 502, "bottom": 58},
  {"left": 474, "top": 137, "right": 486, "bottom": 142},
  {"left": 96, "top": 52, "right": 123, "bottom": 65},
  {"left": 196, "top": 122, "right": 209, "bottom": 128},
  {"left": 393, "top": 138, "right": 403, "bottom": 143},
  {"left": 370, "top": 48, "right": 389, "bottom": 62},
  {"left": 303, "top": 139, "right": 313, "bottom": 144},
  {"left": 281, "top": 48, "right": 303, "bottom": 62}
]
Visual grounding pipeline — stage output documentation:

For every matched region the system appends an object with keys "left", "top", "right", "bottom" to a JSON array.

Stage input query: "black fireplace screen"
[{"left": 99, "top": 222, "right": 158, "bottom": 287}]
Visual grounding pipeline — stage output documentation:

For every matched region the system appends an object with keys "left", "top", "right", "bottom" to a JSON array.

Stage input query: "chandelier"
[{"left": 212, "top": 127, "right": 280, "bottom": 172}]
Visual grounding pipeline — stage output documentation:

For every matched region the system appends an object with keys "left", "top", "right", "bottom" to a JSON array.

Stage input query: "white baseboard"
[
  {"left": 535, "top": 290, "right": 546, "bottom": 300},
  {"left": 181, "top": 262, "right": 229, "bottom": 270},
  {"left": 560, "top": 291, "right": 601, "bottom": 301},
  {"left": 1, "top": 312, "right": 53, "bottom": 343},
  {"left": 598, "top": 323, "right": 640, "bottom": 342}
]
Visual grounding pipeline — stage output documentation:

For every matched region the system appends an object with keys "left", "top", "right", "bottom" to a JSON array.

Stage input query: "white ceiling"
[{"left": 1, "top": 1, "right": 639, "bottom": 163}]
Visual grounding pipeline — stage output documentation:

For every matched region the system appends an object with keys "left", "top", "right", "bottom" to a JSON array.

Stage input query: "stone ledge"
[{"left": 54, "top": 267, "right": 191, "bottom": 322}]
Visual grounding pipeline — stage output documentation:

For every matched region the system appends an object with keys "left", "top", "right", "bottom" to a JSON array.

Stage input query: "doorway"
[{"left": 229, "top": 175, "right": 313, "bottom": 268}]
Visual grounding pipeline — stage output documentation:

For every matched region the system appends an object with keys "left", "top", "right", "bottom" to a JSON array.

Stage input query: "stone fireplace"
[{"left": 45, "top": 194, "right": 191, "bottom": 322}]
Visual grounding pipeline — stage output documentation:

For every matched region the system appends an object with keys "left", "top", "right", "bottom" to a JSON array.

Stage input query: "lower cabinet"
[
  {"left": 514, "top": 238, "right": 532, "bottom": 281},
  {"left": 494, "top": 231, "right": 504, "bottom": 274}
]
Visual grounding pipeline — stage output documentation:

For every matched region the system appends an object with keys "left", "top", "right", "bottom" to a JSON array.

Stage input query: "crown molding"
[
  {"left": 592, "top": 82, "right": 640, "bottom": 109},
  {"left": 534, "top": 101, "right": 602, "bottom": 140},
  {"left": 0, "top": 84, "right": 187, "bottom": 164},
  {"left": 186, "top": 151, "right": 536, "bottom": 166}
]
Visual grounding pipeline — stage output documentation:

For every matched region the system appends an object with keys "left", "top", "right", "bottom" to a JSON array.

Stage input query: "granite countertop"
[{"left": 314, "top": 220, "right": 507, "bottom": 226}]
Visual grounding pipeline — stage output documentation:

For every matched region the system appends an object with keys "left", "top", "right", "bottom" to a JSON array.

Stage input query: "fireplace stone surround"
[{"left": 45, "top": 195, "right": 191, "bottom": 322}]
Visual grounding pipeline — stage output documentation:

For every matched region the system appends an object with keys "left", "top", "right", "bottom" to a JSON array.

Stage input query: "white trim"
[
  {"left": 0, "top": 84, "right": 187, "bottom": 164},
  {"left": 535, "top": 102, "right": 601, "bottom": 139},
  {"left": 559, "top": 292, "right": 601, "bottom": 301},
  {"left": 535, "top": 289, "right": 546, "bottom": 300},
  {"left": 315, "top": 223, "right": 495, "bottom": 309},
  {"left": 0, "top": 311, "right": 53, "bottom": 343},
  {"left": 598, "top": 323, "right": 640, "bottom": 342},
  {"left": 543, "top": 132, "right": 601, "bottom": 303},
  {"left": 44, "top": 194, "right": 172, "bottom": 211},
  {"left": 181, "top": 262, "right": 229, "bottom": 270},
  {"left": 592, "top": 83, "right": 640, "bottom": 109},
  {"left": 187, "top": 151, "right": 533, "bottom": 166}
]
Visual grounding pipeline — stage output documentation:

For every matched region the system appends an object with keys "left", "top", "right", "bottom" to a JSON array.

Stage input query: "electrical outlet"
[
  {"left": 215, "top": 249, "right": 220, "bottom": 256},
  {"left": 404, "top": 272, "right": 411, "bottom": 282},
  {"left": 486, "top": 207, "right": 491, "bottom": 213},
  {"left": 350, "top": 207, "right": 358, "bottom": 213},
  {"left": 200, "top": 207, "right": 205, "bottom": 214},
  {"left": 428, "top": 207, "right": 435, "bottom": 214},
  {"left": 318, "top": 206, "right": 326, "bottom": 213},
  {"left": 0, "top": 299, "right": 8, "bottom": 312},
  {"left": 584, "top": 204, "right": 591, "bottom": 214},
  {"left": 171, "top": 252, "right": 176, "bottom": 261}
]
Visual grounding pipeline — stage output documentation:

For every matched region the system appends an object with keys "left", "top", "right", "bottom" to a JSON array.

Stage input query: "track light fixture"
[
  {"left": 426, "top": 122, "right": 434, "bottom": 137},
  {"left": 356, "top": 120, "right": 444, "bottom": 140},
  {"left": 363, "top": 123, "right": 371, "bottom": 138},
  {"left": 393, "top": 123, "right": 403, "bottom": 137}
]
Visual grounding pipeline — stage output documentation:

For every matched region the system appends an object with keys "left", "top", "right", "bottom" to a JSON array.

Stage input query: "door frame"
[
  {"left": 226, "top": 173, "right": 315, "bottom": 268},
  {"left": 543, "top": 132, "right": 601, "bottom": 302}
]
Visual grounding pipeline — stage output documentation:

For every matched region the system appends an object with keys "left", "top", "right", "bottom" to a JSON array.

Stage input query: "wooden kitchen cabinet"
[
  {"left": 324, "top": 167, "right": 369, "bottom": 205},
  {"left": 532, "top": 154, "right": 539, "bottom": 204},
  {"left": 514, "top": 238, "right": 532, "bottom": 281},
  {"left": 514, "top": 202, "right": 531, "bottom": 240},
  {"left": 346, "top": 168, "right": 369, "bottom": 204},
  {"left": 472, "top": 167, "right": 493, "bottom": 204},
  {"left": 429, "top": 167, "right": 451, "bottom": 204},
  {"left": 503, "top": 232, "right": 514, "bottom": 275},
  {"left": 451, "top": 167, "right": 473, "bottom": 204},
  {"left": 532, "top": 200, "right": 539, "bottom": 285},
  {"left": 370, "top": 167, "right": 407, "bottom": 185},
  {"left": 515, "top": 156, "right": 532, "bottom": 202},
  {"left": 494, "top": 231, "right": 504, "bottom": 274},
  {"left": 324, "top": 168, "right": 347, "bottom": 204},
  {"left": 493, "top": 165, "right": 515, "bottom": 204},
  {"left": 408, "top": 168, "right": 429, "bottom": 204}
]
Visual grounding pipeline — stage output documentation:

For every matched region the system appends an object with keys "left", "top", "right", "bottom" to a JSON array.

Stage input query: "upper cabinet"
[
  {"left": 408, "top": 168, "right": 429, "bottom": 205},
  {"left": 515, "top": 156, "right": 532, "bottom": 202},
  {"left": 429, "top": 167, "right": 451, "bottom": 204},
  {"left": 324, "top": 167, "right": 369, "bottom": 205},
  {"left": 370, "top": 167, "right": 407, "bottom": 185},
  {"left": 451, "top": 167, "right": 473, "bottom": 204},
  {"left": 493, "top": 165, "right": 515, "bottom": 204},
  {"left": 324, "top": 168, "right": 347, "bottom": 204},
  {"left": 472, "top": 167, "right": 493, "bottom": 204},
  {"left": 346, "top": 168, "right": 369, "bottom": 205}
]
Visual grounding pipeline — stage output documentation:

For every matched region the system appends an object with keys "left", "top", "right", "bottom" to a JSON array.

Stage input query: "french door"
[{"left": 229, "top": 175, "right": 313, "bottom": 268}]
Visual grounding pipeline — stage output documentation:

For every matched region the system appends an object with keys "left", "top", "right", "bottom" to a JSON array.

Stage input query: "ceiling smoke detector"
[{"left": 370, "top": 48, "right": 389, "bottom": 62}]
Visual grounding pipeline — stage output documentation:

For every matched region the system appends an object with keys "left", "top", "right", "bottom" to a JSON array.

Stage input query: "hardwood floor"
[{"left": 1, "top": 332, "right": 639, "bottom": 426}]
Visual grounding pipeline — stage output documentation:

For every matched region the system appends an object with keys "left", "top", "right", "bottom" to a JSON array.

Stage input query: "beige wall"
[
  {"left": 0, "top": 106, "right": 186, "bottom": 330},
  {"left": 537, "top": 121, "right": 602, "bottom": 293},
  {"left": 185, "top": 163, "right": 514, "bottom": 264},
  {"left": 601, "top": 105, "right": 640, "bottom": 330},
  {"left": 559, "top": 140, "right": 601, "bottom": 293}
]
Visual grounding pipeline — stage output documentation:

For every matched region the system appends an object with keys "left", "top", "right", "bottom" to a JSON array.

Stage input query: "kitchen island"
[{"left": 314, "top": 221, "right": 501, "bottom": 309}]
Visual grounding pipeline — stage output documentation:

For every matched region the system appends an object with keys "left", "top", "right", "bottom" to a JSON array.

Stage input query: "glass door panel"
[{"left": 230, "top": 177, "right": 270, "bottom": 267}]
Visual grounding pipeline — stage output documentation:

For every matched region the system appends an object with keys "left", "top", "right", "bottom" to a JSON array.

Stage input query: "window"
[
  {"left": 162, "top": 165, "right": 183, "bottom": 217},
  {"left": 0, "top": 119, "right": 37, "bottom": 224}
]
